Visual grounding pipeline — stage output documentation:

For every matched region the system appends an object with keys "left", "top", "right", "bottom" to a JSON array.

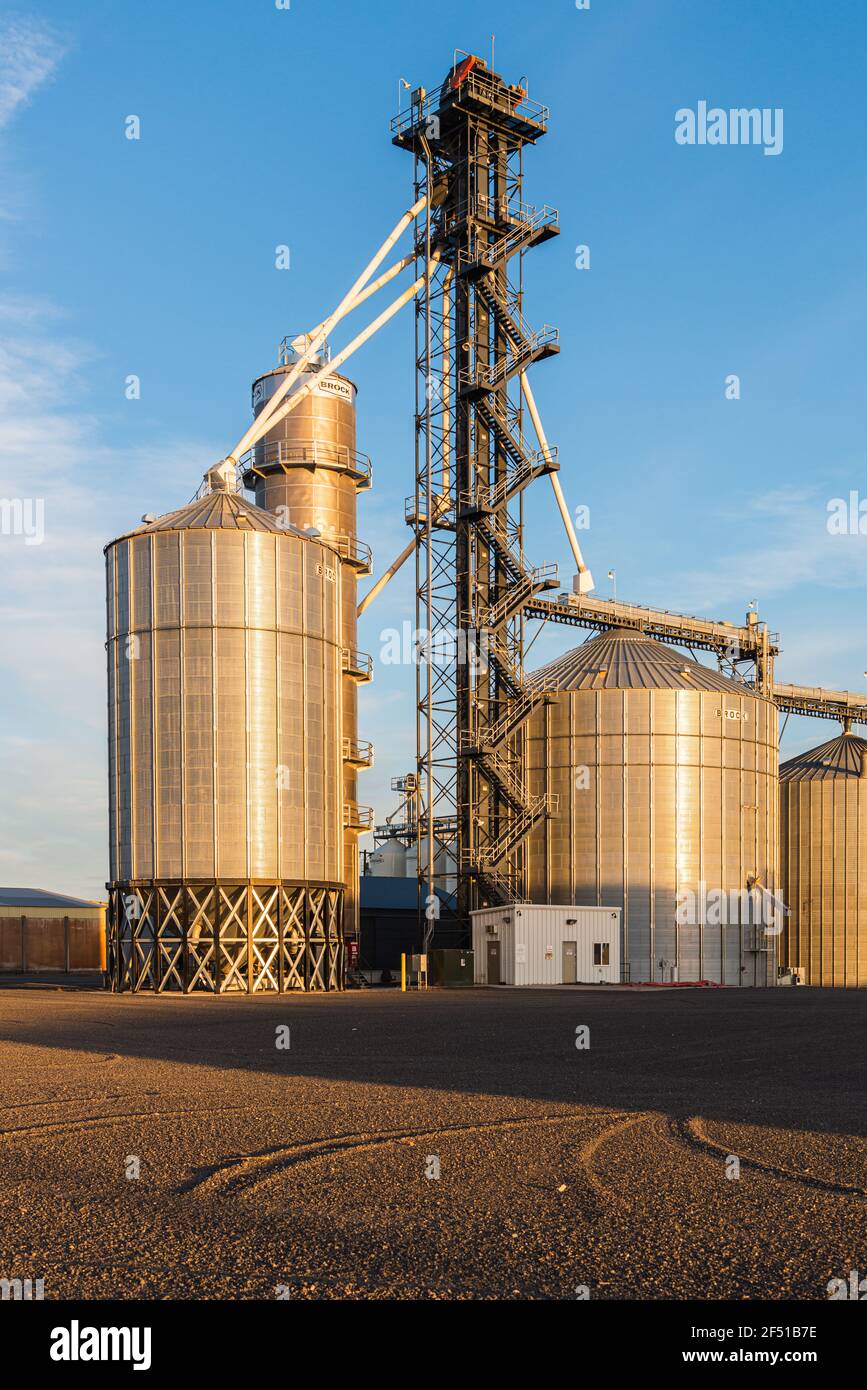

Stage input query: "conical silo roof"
[
  {"left": 779, "top": 731, "right": 867, "bottom": 783},
  {"left": 107, "top": 490, "right": 310, "bottom": 548},
  {"left": 527, "top": 626, "right": 757, "bottom": 695}
]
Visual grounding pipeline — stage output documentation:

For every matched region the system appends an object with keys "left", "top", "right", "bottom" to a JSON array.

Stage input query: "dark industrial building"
[{"left": 358, "top": 876, "right": 461, "bottom": 979}]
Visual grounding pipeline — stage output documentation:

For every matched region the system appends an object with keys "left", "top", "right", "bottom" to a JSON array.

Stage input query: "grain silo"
[
  {"left": 526, "top": 628, "right": 779, "bottom": 985},
  {"left": 243, "top": 336, "right": 372, "bottom": 948},
  {"left": 105, "top": 469, "right": 349, "bottom": 992},
  {"left": 779, "top": 729, "right": 867, "bottom": 987}
]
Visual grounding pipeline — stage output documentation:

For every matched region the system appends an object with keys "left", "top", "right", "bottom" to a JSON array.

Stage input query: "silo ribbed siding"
[
  {"left": 526, "top": 630, "right": 779, "bottom": 985},
  {"left": 247, "top": 363, "right": 364, "bottom": 945},
  {"left": 780, "top": 733, "right": 867, "bottom": 987},
  {"left": 104, "top": 490, "right": 347, "bottom": 993},
  {"left": 106, "top": 505, "right": 343, "bottom": 885}
]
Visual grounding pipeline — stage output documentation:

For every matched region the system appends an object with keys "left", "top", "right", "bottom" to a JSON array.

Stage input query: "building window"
[{"left": 593, "top": 943, "right": 609, "bottom": 966}]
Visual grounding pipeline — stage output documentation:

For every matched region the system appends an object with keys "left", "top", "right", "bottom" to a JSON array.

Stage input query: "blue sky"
[{"left": 1, "top": 0, "right": 866, "bottom": 898}]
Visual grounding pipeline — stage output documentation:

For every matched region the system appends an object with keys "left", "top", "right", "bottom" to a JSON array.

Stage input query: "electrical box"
[{"left": 429, "top": 948, "right": 474, "bottom": 988}]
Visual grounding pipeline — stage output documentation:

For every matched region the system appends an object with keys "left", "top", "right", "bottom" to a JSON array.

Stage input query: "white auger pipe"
[
  {"left": 227, "top": 196, "right": 427, "bottom": 461},
  {"left": 305, "top": 252, "right": 416, "bottom": 344},
  {"left": 247, "top": 256, "right": 441, "bottom": 448},
  {"left": 520, "top": 370, "right": 594, "bottom": 592},
  {"left": 253, "top": 252, "right": 417, "bottom": 441},
  {"left": 357, "top": 535, "right": 417, "bottom": 617}
]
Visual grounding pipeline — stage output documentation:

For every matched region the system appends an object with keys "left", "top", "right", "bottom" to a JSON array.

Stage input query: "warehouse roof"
[
  {"left": 0, "top": 888, "right": 106, "bottom": 910},
  {"left": 780, "top": 731, "right": 867, "bottom": 783},
  {"left": 528, "top": 627, "right": 757, "bottom": 696},
  {"left": 360, "top": 876, "right": 456, "bottom": 913}
]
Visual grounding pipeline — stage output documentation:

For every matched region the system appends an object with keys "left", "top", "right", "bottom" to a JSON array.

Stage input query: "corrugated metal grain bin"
[
  {"left": 780, "top": 731, "right": 867, "bottom": 987},
  {"left": 105, "top": 480, "right": 348, "bottom": 993},
  {"left": 472, "top": 905, "right": 621, "bottom": 986},
  {"left": 106, "top": 489, "right": 344, "bottom": 887},
  {"left": 525, "top": 629, "right": 778, "bottom": 986}
]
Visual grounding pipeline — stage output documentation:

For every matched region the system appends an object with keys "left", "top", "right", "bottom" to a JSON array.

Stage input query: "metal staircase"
[
  {"left": 458, "top": 201, "right": 560, "bottom": 280},
  {"left": 464, "top": 389, "right": 558, "bottom": 514},
  {"left": 460, "top": 284, "right": 559, "bottom": 398},
  {"left": 461, "top": 517, "right": 559, "bottom": 890}
]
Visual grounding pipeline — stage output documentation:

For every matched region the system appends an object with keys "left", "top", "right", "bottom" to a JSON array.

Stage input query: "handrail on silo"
[
  {"left": 341, "top": 647, "right": 373, "bottom": 681},
  {"left": 343, "top": 738, "right": 374, "bottom": 768},
  {"left": 241, "top": 439, "right": 372, "bottom": 487},
  {"left": 343, "top": 803, "right": 374, "bottom": 832}
]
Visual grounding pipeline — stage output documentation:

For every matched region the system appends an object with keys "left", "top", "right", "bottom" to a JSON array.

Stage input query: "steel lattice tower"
[{"left": 393, "top": 54, "right": 562, "bottom": 931}]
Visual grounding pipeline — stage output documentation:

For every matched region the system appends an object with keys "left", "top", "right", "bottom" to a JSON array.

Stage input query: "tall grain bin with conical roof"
[
  {"left": 780, "top": 730, "right": 867, "bottom": 987},
  {"left": 526, "top": 628, "right": 779, "bottom": 985},
  {"left": 105, "top": 475, "right": 348, "bottom": 992}
]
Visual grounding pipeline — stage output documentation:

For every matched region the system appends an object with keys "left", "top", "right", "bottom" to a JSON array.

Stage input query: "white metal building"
[{"left": 471, "top": 905, "right": 621, "bottom": 986}]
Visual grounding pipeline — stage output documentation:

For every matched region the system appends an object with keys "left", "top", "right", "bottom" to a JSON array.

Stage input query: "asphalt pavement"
[{"left": 0, "top": 985, "right": 864, "bottom": 1300}]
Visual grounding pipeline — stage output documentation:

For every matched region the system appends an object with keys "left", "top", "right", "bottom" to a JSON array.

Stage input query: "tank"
[
  {"left": 369, "top": 842, "right": 408, "bottom": 877},
  {"left": 525, "top": 628, "right": 779, "bottom": 985},
  {"left": 105, "top": 477, "right": 346, "bottom": 992},
  {"left": 406, "top": 841, "right": 457, "bottom": 892},
  {"left": 779, "top": 730, "right": 867, "bottom": 987},
  {"left": 243, "top": 338, "right": 372, "bottom": 948}
]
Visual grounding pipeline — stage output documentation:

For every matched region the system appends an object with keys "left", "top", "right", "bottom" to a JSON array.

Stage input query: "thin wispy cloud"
[
  {"left": 663, "top": 486, "right": 867, "bottom": 611},
  {"left": 0, "top": 15, "right": 65, "bottom": 132},
  {"left": 0, "top": 304, "right": 217, "bottom": 704},
  {"left": 0, "top": 299, "right": 218, "bottom": 896}
]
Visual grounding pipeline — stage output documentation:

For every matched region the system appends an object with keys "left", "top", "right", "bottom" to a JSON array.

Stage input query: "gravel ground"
[{"left": 0, "top": 985, "right": 864, "bottom": 1300}]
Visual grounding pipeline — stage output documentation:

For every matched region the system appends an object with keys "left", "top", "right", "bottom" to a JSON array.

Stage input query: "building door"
[
  {"left": 486, "top": 939, "right": 501, "bottom": 985},
  {"left": 562, "top": 940, "right": 577, "bottom": 984},
  {"left": 593, "top": 941, "right": 610, "bottom": 982}
]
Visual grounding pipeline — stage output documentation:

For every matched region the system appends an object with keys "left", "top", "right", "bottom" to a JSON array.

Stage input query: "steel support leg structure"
[{"left": 107, "top": 882, "right": 344, "bottom": 993}]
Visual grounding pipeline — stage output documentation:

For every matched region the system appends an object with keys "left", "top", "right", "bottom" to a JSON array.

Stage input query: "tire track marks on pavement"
[
  {"left": 666, "top": 1116, "right": 867, "bottom": 1199},
  {"left": 178, "top": 1110, "right": 616, "bottom": 1198},
  {"left": 0, "top": 1104, "right": 257, "bottom": 1142},
  {"left": 575, "top": 1112, "right": 653, "bottom": 1203}
]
